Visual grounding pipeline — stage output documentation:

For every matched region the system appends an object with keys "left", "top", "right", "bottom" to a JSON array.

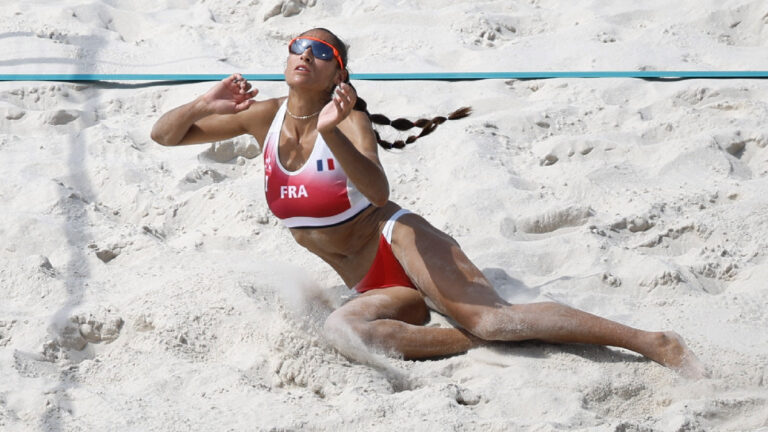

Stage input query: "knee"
[
  {"left": 323, "top": 310, "right": 370, "bottom": 347},
  {"left": 323, "top": 310, "right": 355, "bottom": 338}
]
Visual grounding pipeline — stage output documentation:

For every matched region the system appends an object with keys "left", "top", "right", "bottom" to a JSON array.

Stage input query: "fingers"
[
  {"left": 338, "top": 82, "right": 356, "bottom": 100},
  {"left": 332, "top": 95, "right": 342, "bottom": 112},
  {"left": 227, "top": 73, "right": 252, "bottom": 95},
  {"left": 238, "top": 80, "right": 252, "bottom": 94},
  {"left": 233, "top": 89, "right": 259, "bottom": 112},
  {"left": 243, "top": 88, "right": 259, "bottom": 100},
  {"left": 333, "top": 83, "right": 356, "bottom": 113}
]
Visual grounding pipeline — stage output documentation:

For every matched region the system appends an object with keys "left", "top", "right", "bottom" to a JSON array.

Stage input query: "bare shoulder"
[
  {"left": 238, "top": 97, "right": 284, "bottom": 143},
  {"left": 239, "top": 97, "right": 283, "bottom": 124},
  {"left": 247, "top": 97, "right": 283, "bottom": 116}
]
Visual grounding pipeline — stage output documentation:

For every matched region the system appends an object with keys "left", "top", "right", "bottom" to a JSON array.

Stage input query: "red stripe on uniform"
[{"left": 327, "top": 158, "right": 335, "bottom": 170}]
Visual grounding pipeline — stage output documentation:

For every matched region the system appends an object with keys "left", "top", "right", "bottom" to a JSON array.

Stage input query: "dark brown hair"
[{"left": 301, "top": 28, "right": 472, "bottom": 150}]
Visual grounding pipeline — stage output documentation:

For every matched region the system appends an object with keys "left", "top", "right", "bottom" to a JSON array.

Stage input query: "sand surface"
[{"left": 2, "top": 1, "right": 768, "bottom": 431}]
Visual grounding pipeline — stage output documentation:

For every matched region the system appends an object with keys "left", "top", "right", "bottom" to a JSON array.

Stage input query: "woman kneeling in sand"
[{"left": 151, "top": 27, "right": 704, "bottom": 378}]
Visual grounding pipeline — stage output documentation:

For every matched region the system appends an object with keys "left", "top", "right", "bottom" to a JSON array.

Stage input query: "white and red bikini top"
[{"left": 263, "top": 100, "right": 371, "bottom": 228}]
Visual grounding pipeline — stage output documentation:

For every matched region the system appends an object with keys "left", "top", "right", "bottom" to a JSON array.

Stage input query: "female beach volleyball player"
[{"left": 151, "top": 28, "right": 704, "bottom": 378}]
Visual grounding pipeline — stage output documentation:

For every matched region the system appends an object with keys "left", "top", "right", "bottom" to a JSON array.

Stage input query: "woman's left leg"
[{"left": 389, "top": 213, "right": 706, "bottom": 377}]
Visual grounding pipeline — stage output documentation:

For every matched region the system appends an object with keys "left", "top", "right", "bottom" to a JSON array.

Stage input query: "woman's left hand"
[{"left": 317, "top": 83, "right": 357, "bottom": 135}]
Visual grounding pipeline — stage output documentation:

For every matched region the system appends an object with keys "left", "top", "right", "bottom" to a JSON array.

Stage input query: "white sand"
[{"left": 2, "top": 1, "right": 768, "bottom": 430}]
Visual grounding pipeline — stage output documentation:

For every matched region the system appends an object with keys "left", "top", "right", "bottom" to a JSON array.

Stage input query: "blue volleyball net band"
[{"left": 1, "top": 71, "right": 768, "bottom": 82}]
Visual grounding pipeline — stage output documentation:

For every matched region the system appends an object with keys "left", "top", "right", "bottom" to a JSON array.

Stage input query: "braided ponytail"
[
  {"left": 305, "top": 28, "right": 472, "bottom": 150},
  {"left": 362, "top": 104, "right": 472, "bottom": 150},
  {"left": 348, "top": 83, "right": 471, "bottom": 149}
]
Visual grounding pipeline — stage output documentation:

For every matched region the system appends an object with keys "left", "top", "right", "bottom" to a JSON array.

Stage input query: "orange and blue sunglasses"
[{"left": 288, "top": 37, "right": 344, "bottom": 69}]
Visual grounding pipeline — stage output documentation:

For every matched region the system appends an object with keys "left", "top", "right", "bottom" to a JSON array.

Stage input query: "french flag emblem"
[{"left": 316, "top": 158, "right": 336, "bottom": 172}]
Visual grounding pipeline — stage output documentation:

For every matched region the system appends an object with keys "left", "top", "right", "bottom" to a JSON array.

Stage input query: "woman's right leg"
[{"left": 323, "top": 286, "right": 480, "bottom": 360}]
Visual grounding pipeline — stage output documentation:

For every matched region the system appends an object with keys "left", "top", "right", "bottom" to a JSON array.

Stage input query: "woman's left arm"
[{"left": 317, "top": 84, "right": 390, "bottom": 206}]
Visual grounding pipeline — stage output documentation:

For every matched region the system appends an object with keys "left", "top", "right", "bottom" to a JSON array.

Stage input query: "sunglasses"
[{"left": 288, "top": 37, "right": 344, "bottom": 70}]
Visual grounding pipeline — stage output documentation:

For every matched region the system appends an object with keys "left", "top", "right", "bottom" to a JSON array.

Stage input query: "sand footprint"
[
  {"left": 178, "top": 166, "right": 227, "bottom": 191},
  {"left": 44, "top": 307, "right": 124, "bottom": 364},
  {"left": 263, "top": 0, "right": 316, "bottom": 20},
  {"left": 505, "top": 204, "right": 593, "bottom": 236},
  {"left": 198, "top": 137, "right": 261, "bottom": 163},
  {"left": 3, "top": 108, "right": 25, "bottom": 120}
]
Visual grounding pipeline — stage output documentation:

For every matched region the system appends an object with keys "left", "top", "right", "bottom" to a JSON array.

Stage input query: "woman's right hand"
[{"left": 199, "top": 73, "right": 259, "bottom": 115}]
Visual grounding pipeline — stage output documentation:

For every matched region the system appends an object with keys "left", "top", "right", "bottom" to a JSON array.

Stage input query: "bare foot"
[{"left": 647, "top": 331, "right": 709, "bottom": 379}]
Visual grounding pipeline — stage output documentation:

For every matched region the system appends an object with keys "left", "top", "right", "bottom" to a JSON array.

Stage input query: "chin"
[{"left": 287, "top": 77, "right": 330, "bottom": 92}]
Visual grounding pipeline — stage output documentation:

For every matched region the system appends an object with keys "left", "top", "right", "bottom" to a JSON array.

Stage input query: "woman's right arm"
[{"left": 151, "top": 74, "right": 271, "bottom": 146}]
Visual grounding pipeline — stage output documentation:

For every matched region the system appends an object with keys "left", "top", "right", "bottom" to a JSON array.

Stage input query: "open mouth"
[{"left": 295, "top": 65, "right": 310, "bottom": 72}]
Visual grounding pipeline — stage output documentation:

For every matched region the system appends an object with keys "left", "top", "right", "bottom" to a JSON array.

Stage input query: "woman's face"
[{"left": 284, "top": 29, "right": 344, "bottom": 93}]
